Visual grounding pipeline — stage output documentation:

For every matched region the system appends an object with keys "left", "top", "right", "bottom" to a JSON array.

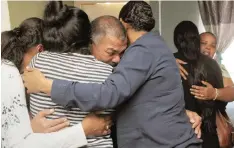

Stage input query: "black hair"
[
  {"left": 119, "top": 1, "right": 155, "bottom": 32},
  {"left": 19, "top": 17, "right": 44, "bottom": 51},
  {"left": 43, "top": 1, "right": 91, "bottom": 54},
  {"left": 1, "top": 17, "right": 44, "bottom": 70},
  {"left": 174, "top": 21, "right": 201, "bottom": 62},
  {"left": 91, "top": 15, "right": 126, "bottom": 44},
  {"left": 174, "top": 21, "right": 205, "bottom": 85}
]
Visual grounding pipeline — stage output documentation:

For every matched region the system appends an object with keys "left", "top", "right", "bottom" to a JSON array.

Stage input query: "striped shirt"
[{"left": 29, "top": 51, "right": 114, "bottom": 148}]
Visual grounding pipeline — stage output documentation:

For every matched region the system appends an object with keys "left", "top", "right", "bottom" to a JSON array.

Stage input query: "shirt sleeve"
[
  {"left": 51, "top": 46, "right": 154, "bottom": 111},
  {"left": 1, "top": 63, "right": 87, "bottom": 148}
]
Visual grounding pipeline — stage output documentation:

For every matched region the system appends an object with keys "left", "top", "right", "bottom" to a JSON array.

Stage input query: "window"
[{"left": 222, "top": 41, "right": 234, "bottom": 80}]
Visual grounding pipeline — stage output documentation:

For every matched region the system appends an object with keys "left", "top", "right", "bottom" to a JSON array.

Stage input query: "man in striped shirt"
[{"left": 29, "top": 16, "right": 127, "bottom": 148}]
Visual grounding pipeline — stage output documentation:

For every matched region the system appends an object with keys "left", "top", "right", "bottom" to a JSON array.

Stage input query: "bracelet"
[{"left": 213, "top": 88, "right": 219, "bottom": 100}]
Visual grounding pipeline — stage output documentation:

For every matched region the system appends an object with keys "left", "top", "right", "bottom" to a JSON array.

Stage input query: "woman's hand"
[
  {"left": 82, "top": 113, "right": 112, "bottom": 136},
  {"left": 190, "top": 81, "right": 216, "bottom": 100},
  {"left": 23, "top": 68, "right": 53, "bottom": 95},
  {"left": 31, "top": 109, "right": 69, "bottom": 133},
  {"left": 186, "top": 110, "right": 202, "bottom": 139},
  {"left": 176, "top": 59, "right": 188, "bottom": 80}
]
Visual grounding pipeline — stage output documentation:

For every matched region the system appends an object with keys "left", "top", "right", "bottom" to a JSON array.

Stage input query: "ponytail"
[
  {"left": 1, "top": 17, "right": 43, "bottom": 71},
  {"left": 1, "top": 30, "right": 25, "bottom": 70},
  {"left": 43, "top": 1, "right": 91, "bottom": 53}
]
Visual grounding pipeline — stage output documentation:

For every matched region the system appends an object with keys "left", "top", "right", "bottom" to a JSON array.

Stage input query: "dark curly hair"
[
  {"left": 119, "top": 1, "right": 155, "bottom": 32},
  {"left": 43, "top": 1, "right": 91, "bottom": 54},
  {"left": 1, "top": 17, "right": 44, "bottom": 70}
]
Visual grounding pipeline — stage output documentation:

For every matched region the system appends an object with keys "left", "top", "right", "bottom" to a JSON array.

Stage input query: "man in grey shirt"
[{"left": 23, "top": 2, "right": 202, "bottom": 148}]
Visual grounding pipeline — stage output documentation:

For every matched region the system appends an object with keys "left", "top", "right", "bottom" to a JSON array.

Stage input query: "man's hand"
[
  {"left": 186, "top": 110, "right": 202, "bottom": 139},
  {"left": 190, "top": 81, "right": 216, "bottom": 100},
  {"left": 176, "top": 59, "right": 188, "bottom": 80},
  {"left": 82, "top": 113, "right": 112, "bottom": 136},
  {"left": 22, "top": 68, "right": 52, "bottom": 94},
  {"left": 31, "top": 109, "right": 70, "bottom": 133}
]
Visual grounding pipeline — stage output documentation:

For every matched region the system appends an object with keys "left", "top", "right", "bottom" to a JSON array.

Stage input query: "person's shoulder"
[
  {"left": 124, "top": 44, "right": 153, "bottom": 62},
  {"left": 201, "top": 54, "right": 222, "bottom": 74},
  {"left": 92, "top": 59, "right": 113, "bottom": 71},
  {"left": 135, "top": 32, "right": 173, "bottom": 56},
  {"left": 32, "top": 51, "right": 48, "bottom": 62},
  {"left": 1, "top": 60, "right": 19, "bottom": 76},
  {"left": 36, "top": 51, "right": 96, "bottom": 64},
  {"left": 1, "top": 60, "right": 22, "bottom": 94},
  {"left": 135, "top": 32, "right": 165, "bottom": 46}
]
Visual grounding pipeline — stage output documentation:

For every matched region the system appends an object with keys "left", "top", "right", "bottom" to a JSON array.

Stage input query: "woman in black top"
[{"left": 173, "top": 21, "right": 226, "bottom": 148}]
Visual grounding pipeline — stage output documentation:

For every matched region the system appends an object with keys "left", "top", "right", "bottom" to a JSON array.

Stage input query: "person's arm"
[
  {"left": 217, "top": 86, "right": 234, "bottom": 101},
  {"left": 223, "top": 77, "right": 233, "bottom": 87},
  {"left": 191, "top": 81, "right": 234, "bottom": 102},
  {"left": 1, "top": 64, "right": 88, "bottom": 148},
  {"left": 23, "top": 47, "right": 154, "bottom": 111}
]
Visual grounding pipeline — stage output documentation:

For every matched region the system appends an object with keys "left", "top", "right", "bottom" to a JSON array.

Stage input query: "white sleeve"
[{"left": 1, "top": 63, "right": 87, "bottom": 148}]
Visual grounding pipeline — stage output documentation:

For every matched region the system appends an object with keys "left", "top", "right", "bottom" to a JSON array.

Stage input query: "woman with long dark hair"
[
  {"left": 1, "top": 17, "right": 44, "bottom": 72},
  {"left": 1, "top": 16, "right": 111, "bottom": 148},
  {"left": 174, "top": 21, "right": 226, "bottom": 148},
  {"left": 27, "top": 1, "right": 114, "bottom": 147}
]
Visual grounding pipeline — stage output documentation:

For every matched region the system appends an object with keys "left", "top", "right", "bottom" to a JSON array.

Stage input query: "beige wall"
[
  {"left": 8, "top": 1, "right": 74, "bottom": 29},
  {"left": 75, "top": 2, "right": 126, "bottom": 21}
]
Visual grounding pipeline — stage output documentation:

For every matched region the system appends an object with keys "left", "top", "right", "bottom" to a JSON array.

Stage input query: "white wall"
[
  {"left": 223, "top": 43, "right": 234, "bottom": 123},
  {"left": 1, "top": 1, "right": 11, "bottom": 31},
  {"left": 222, "top": 42, "right": 234, "bottom": 80},
  {"left": 160, "top": 1, "right": 205, "bottom": 53}
]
